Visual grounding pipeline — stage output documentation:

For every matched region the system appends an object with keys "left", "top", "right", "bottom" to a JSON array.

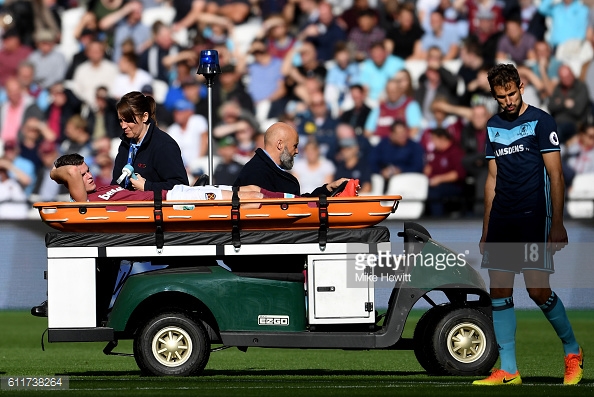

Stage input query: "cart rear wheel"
[
  {"left": 414, "top": 306, "right": 498, "bottom": 376},
  {"left": 134, "top": 312, "right": 210, "bottom": 376}
]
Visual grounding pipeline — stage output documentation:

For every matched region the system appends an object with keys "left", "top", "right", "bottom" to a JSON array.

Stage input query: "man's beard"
[{"left": 279, "top": 146, "right": 294, "bottom": 170}]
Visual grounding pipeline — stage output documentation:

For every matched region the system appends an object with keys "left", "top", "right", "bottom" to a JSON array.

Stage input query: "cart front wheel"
[
  {"left": 134, "top": 312, "right": 210, "bottom": 376},
  {"left": 414, "top": 306, "right": 498, "bottom": 376}
]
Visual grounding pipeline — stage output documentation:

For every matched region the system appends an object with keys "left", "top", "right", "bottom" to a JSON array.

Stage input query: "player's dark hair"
[
  {"left": 116, "top": 91, "right": 157, "bottom": 126},
  {"left": 54, "top": 153, "right": 84, "bottom": 168},
  {"left": 487, "top": 63, "right": 521, "bottom": 94}
]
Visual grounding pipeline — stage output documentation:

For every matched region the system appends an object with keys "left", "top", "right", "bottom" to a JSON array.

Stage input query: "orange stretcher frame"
[{"left": 33, "top": 195, "right": 402, "bottom": 233}]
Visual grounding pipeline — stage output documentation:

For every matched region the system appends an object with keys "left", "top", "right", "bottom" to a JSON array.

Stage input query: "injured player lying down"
[{"left": 51, "top": 153, "right": 280, "bottom": 202}]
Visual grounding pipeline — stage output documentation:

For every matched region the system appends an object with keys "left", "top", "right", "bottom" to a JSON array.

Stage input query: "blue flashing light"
[{"left": 197, "top": 50, "right": 221, "bottom": 75}]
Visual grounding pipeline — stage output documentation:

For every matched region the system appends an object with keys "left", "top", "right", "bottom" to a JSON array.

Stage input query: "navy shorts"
[{"left": 481, "top": 214, "right": 554, "bottom": 274}]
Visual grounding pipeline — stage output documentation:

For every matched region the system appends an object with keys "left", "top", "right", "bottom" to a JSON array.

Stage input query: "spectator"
[
  {"left": 466, "top": 0, "right": 506, "bottom": 39},
  {"left": 65, "top": 28, "right": 98, "bottom": 81},
  {"left": 538, "top": 0, "right": 589, "bottom": 49},
  {"left": 256, "top": 14, "right": 296, "bottom": 60},
  {"left": 111, "top": 52, "right": 153, "bottom": 100},
  {"left": 419, "top": 97, "right": 464, "bottom": 151},
  {"left": 347, "top": 9, "right": 386, "bottom": 62},
  {"left": 291, "top": 138, "right": 336, "bottom": 195},
  {"left": 139, "top": 21, "right": 182, "bottom": 84},
  {"left": 213, "top": 135, "right": 243, "bottom": 185},
  {"left": 424, "top": 128, "right": 466, "bottom": 217},
  {"left": 414, "top": 46, "right": 459, "bottom": 129},
  {"left": 369, "top": 120, "right": 425, "bottom": 190},
  {"left": 297, "top": 1, "right": 347, "bottom": 62},
  {"left": 0, "top": 158, "right": 28, "bottom": 219},
  {"left": 86, "top": 86, "right": 121, "bottom": 140},
  {"left": 339, "top": 84, "right": 372, "bottom": 136},
  {"left": 207, "top": 0, "right": 251, "bottom": 25},
  {"left": 92, "top": 151, "right": 115, "bottom": 189},
  {"left": 385, "top": 2, "right": 425, "bottom": 60},
  {"left": 432, "top": 100, "right": 492, "bottom": 214},
  {"left": 531, "top": 40, "right": 561, "bottom": 97},
  {"left": 213, "top": 100, "right": 260, "bottom": 164},
  {"left": 339, "top": 0, "right": 380, "bottom": 34},
  {"left": 98, "top": 0, "right": 152, "bottom": 63},
  {"left": 18, "top": 116, "right": 56, "bottom": 173},
  {"left": 324, "top": 42, "right": 360, "bottom": 118},
  {"left": 246, "top": 39, "right": 286, "bottom": 121},
  {"left": 355, "top": 41, "right": 405, "bottom": 105},
  {"left": 77, "top": 0, "right": 122, "bottom": 39},
  {"left": 563, "top": 123, "right": 594, "bottom": 188},
  {"left": 167, "top": 99, "right": 208, "bottom": 176},
  {"left": 162, "top": 60, "right": 195, "bottom": 112},
  {"left": 28, "top": 140, "right": 68, "bottom": 204},
  {"left": 59, "top": 115, "right": 94, "bottom": 167},
  {"left": 281, "top": 40, "right": 327, "bottom": 107},
  {"left": 365, "top": 73, "right": 423, "bottom": 140},
  {"left": 495, "top": 16, "right": 537, "bottom": 65},
  {"left": 458, "top": 37, "right": 485, "bottom": 106},
  {"left": 294, "top": 90, "right": 338, "bottom": 159},
  {"left": 0, "top": 140, "right": 36, "bottom": 198},
  {"left": 216, "top": 64, "right": 255, "bottom": 115},
  {"left": 140, "top": 84, "right": 173, "bottom": 128},
  {"left": 26, "top": 29, "right": 67, "bottom": 90},
  {"left": 0, "top": 28, "right": 33, "bottom": 87},
  {"left": 467, "top": 9, "right": 504, "bottom": 68},
  {"left": 14, "top": 61, "right": 44, "bottom": 105},
  {"left": 419, "top": 8, "right": 461, "bottom": 61},
  {"left": 44, "top": 82, "right": 83, "bottom": 142},
  {"left": 548, "top": 64, "right": 591, "bottom": 144},
  {"left": 0, "top": 76, "right": 44, "bottom": 144},
  {"left": 333, "top": 128, "right": 372, "bottom": 194},
  {"left": 71, "top": 39, "right": 119, "bottom": 111}
]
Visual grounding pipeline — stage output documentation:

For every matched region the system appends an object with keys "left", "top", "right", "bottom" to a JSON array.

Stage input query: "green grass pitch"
[{"left": 0, "top": 310, "right": 592, "bottom": 396}]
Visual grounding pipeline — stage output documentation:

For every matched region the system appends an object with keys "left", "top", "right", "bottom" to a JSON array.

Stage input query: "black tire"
[
  {"left": 134, "top": 312, "right": 211, "bottom": 376},
  {"left": 413, "top": 305, "right": 451, "bottom": 374},
  {"left": 414, "top": 306, "right": 498, "bottom": 376}
]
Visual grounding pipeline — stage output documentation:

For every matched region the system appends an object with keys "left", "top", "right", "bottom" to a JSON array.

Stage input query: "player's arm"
[
  {"left": 543, "top": 151, "right": 568, "bottom": 251},
  {"left": 50, "top": 165, "right": 89, "bottom": 202},
  {"left": 480, "top": 159, "right": 497, "bottom": 254}
]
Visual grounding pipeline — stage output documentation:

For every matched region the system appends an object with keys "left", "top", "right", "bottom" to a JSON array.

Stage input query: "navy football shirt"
[{"left": 485, "top": 105, "right": 560, "bottom": 217}]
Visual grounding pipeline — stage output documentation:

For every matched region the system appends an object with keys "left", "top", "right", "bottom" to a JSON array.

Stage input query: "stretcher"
[{"left": 33, "top": 195, "right": 401, "bottom": 234}]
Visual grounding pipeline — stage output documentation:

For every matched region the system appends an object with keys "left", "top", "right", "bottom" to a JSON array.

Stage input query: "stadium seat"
[
  {"left": 57, "top": 6, "right": 86, "bottom": 64},
  {"left": 141, "top": 4, "right": 175, "bottom": 26},
  {"left": 231, "top": 16, "right": 263, "bottom": 56},
  {"left": 151, "top": 79, "right": 169, "bottom": 104},
  {"left": 404, "top": 60, "right": 426, "bottom": 90},
  {"left": 141, "top": 4, "right": 188, "bottom": 47},
  {"left": 567, "top": 172, "right": 594, "bottom": 218},
  {"left": 555, "top": 39, "right": 594, "bottom": 78},
  {"left": 189, "top": 155, "right": 221, "bottom": 177},
  {"left": 384, "top": 173, "right": 428, "bottom": 219}
]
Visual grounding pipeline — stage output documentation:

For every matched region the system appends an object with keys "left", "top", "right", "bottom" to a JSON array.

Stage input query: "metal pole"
[
  {"left": 196, "top": 49, "right": 220, "bottom": 185},
  {"left": 206, "top": 76, "right": 214, "bottom": 185}
]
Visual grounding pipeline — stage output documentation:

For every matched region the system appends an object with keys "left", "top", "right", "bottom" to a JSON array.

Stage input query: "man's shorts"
[
  {"left": 166, "top": 185, "right": 233, "bottom": 201},
  {"left": 481, "top": 214, "right": 554, "bottom": 274}
]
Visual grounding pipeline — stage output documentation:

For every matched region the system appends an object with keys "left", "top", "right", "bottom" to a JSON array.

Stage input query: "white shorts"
[{"left": 166, "top": 185, "right": 233, "bottom": 201}]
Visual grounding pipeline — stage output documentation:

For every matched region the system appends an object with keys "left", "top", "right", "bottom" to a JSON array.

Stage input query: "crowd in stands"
[{"left": 2, "top": 0, "right": 594, "bottom": 220}]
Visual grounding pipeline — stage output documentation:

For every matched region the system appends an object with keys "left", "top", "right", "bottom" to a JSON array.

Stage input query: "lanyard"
[{"left": 125, "top": 142, "right": 140, "bottom": 187}]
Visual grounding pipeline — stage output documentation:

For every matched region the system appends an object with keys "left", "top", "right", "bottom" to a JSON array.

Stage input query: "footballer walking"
[{"left": 474, "top": 64, "right": 583, "bottom": 386}]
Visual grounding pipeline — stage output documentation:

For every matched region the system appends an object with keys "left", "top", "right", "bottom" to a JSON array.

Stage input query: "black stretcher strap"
[
  {"left": 318, "top": 195, "right": 328, "bottom": 249},
  {"left": 153, "top": 190, "right": 164, "bottom": 250},
  {"left": 231, "top": 186, "right": 241, "bottom": 249}
]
